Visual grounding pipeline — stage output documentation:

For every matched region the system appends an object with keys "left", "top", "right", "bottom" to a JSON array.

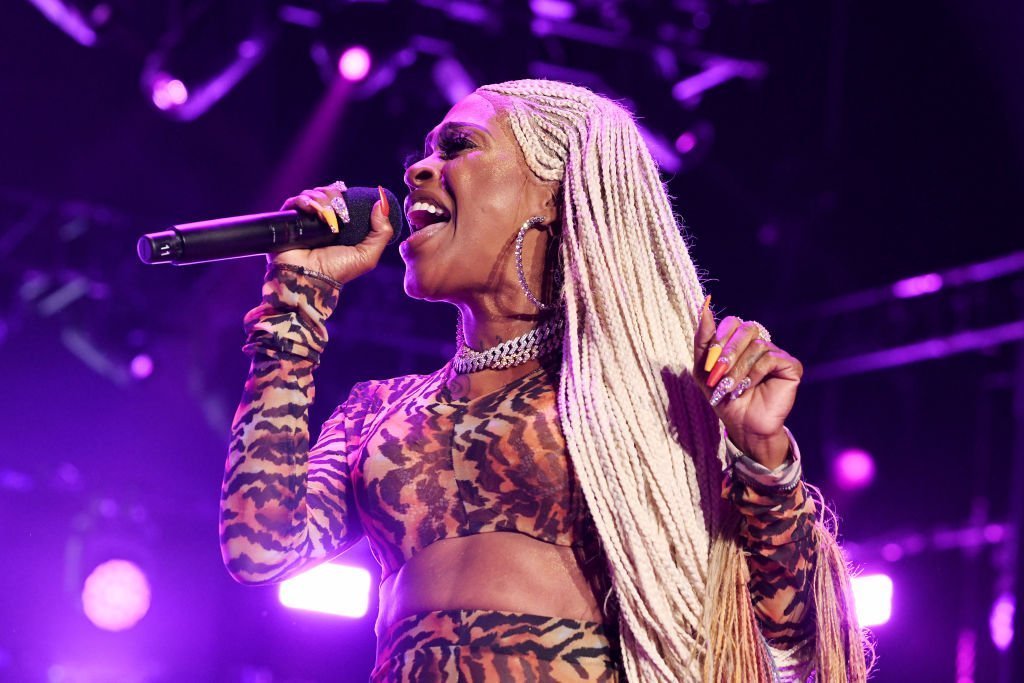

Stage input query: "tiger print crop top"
[
  {"left": 336, "top": 361, "right": 584, "bottom": 579},
  {"left": 221, "top": 269, "right": 815, "bottom": 650}
]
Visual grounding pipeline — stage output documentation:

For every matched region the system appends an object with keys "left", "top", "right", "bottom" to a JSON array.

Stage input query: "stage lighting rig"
[
  {"left": 140, "top": 4, "right": 277, "bottom": 121},
  {"left": 0, "top": 188, "right": 179, "bottom": 386},
  {"left": 27, "top": 0, "right": 118, "bottom": 47}
]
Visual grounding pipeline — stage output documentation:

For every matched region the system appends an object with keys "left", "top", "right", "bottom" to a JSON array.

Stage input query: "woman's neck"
[{"left": 457, "top": 304, "right": 545, "bottom": 351}]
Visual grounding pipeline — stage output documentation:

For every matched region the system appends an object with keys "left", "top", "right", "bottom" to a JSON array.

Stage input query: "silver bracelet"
[
  {"left": 726, "top": 427, "right": 802, "bottom": 492},
  {"left": 267, "top": 262, "right": 344, "bottom": 290}
]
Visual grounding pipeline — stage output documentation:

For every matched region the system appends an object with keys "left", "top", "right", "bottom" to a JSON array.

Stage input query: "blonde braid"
[{"left": 477, "top": 79, "right": 870, "bottom": 682}]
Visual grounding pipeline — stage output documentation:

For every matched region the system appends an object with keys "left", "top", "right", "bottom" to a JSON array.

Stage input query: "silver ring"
[
  {"left": 329, "top": 180, "right": 347, "bottom": 193},
  {"left": 749, "top": 320, "right": 771, "bottom": 344},
  {"left": 330, "top": 196, "right": 350, "bottom": 224}
]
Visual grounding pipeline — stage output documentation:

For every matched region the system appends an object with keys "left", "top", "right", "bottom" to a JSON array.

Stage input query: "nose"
[{"left": 403, "top": 154, "right": 440, "bottom": 190}]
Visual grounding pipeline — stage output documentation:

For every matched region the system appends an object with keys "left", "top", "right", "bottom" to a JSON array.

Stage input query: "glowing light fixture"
[
  {"left": 278, "top": 563, "right": 371, "bottom": 618},
  {"left": 833, "top": 448, "right": 876, "bottom": 491},
  {"left": 675, "top": 131, "right": 697, "bottom": 154},
  {"left": 129, "top": 353, "right": 154, "bottom": 380},
  {"left": 851, "top": 573, "right": 893, "bottom": 627},
  {"left": 530, "top": 0, "right": 575, "bottom": 20},
  {"left": 81, "top": 559, "right": 151, "bottom": 631},
  {"left": 26, "top": 0, "right": 102, "bottom": 46},
  {"left": 338, "top": 46, "right": 372, "bottom": 82},
  {"left": 989, "top": 593, "right": 1014, "bottom": 652},
  {"left": 150, "top": 75, "right": 189, "bottom": 111},
  {"left": 143, "top": 32, "right": 271, "bottom": 121},
  {"left": 892, "top": 272, "right": 943, "bottom": 299}
]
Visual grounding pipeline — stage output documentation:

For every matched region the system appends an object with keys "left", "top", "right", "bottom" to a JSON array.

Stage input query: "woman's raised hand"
[
  {"left": 693, "top": 297, "right": 804, "bottom": 470},
  {"left": 271, "top": 182, "right": 394, "bottom": 285}
]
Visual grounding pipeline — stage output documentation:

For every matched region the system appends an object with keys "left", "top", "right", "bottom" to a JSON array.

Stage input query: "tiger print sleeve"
[
  {"left": 219, "top": 267, "right": 366, "bottom": 585},
  {"left": 723, "top": 431, "right": 816, "bottom": 650}
]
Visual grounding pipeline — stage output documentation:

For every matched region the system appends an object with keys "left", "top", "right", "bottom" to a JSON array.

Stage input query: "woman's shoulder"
[{"left": 342, "top": 365, "right": 449, "bottom": 411}]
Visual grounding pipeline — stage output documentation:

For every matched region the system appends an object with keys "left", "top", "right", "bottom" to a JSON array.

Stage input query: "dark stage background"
[{"left": 1, "top": 1, "right": 1022, "bottom": 681}]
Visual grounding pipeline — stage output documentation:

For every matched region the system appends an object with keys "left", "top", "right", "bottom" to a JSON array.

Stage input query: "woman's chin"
[{"left": 403, "top": 270, "right": 442, "bottom": 302}]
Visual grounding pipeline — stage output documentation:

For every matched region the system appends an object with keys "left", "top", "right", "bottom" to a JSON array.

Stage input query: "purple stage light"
[
  {"left": 956, "top": 629, "right": 976, "bottom": 683},
  {"left": 129, "top": 353, "right": 153, "bottom": 380},
  {"left": 530, "top": 0, "right": 575, "bottom": 20},
  {"left": 989, "top": 593, "right": 1014, "bottom": 651},
  {"left": 81, "top": 559, "right": 151, "bottom": 631},
  {"left": 279, "top": 5, "right": 322, "bottom": 28},
  {"left": 880, "top": 542, "right": 903, "bottom": 562},
  {"left": 851, "top": 573, "right": 893, "bottom": 627},
  {"left": 892, "top": 272, "right": 943, "bottom": 299},
  {"left": 675, "top": 131, "right": 697, "bottom": 154},
  {"left": 434, "top": 57, "right": 475, "bottom": 106},
  {"left": 278, "top": 562, "right": 371, "bottom": 618},
  {"left": 983, "top": 523, "right": 1006, "bottom": 543},
  {"left": 338, "top": 46, "right": 371, "bottom": 82},
  {"left": 27, "top": 0, "right": 98, "bottom": 46},
  {"left": 151, "top": 75, "right": 188, "bottom": 111},
  {"left": 833, "top": 448, "right": 876, "bottom": 491}
]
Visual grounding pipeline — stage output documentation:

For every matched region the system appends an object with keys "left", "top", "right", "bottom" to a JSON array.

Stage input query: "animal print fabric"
[
  {"left": 724, "top": 466, "right": 816, "bottom": 649},
  {"left": 221, "top": 267, "right": 362, "bottom": 583},
  {"left": 372, "top": 610, "right": 621, "bottom": 682},
  {"left": 221, "top": 269, "right": 815, "bottom": 657},
  {"left": 350, "top": 360, "right": 586, "bottom": 579}
]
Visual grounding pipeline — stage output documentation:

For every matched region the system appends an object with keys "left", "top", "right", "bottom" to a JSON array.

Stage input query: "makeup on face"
[{"left": 398, "top": 94, "right": 546, "bottom": 302}]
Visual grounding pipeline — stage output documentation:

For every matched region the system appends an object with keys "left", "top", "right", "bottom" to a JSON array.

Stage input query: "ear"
[
  {"left": 520, "top": 173, "right": 561, "bottom": 228},
  {"left": 538, "top": 179, "right": 561, "bottom": 227}
]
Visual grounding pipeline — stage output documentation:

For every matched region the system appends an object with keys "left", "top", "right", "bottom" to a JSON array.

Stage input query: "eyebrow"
[{"left": 423, "top": 121, "right": 490, "bottom": 152}]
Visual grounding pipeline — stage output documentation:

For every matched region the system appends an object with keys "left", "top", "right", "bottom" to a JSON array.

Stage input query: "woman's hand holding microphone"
[{"left": 272, "top": 182, "right": 395, "bottom": 285}]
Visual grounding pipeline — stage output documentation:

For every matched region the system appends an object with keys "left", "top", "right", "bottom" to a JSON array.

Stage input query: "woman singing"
[{"left": 220, "top": 79, "right": 871, "bottom": 682}]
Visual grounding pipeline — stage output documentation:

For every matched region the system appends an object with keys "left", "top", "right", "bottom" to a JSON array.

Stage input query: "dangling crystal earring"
[{"left": 515, "top": 215, "right": 554, "bottom": 311}]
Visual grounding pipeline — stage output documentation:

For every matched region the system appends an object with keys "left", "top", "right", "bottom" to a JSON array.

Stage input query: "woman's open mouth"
[{"left": 406, "top": 200, "right": 452, "bottom": 232}]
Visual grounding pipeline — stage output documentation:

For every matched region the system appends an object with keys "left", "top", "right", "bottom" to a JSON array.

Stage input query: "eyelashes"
[
  {"left": 437, "top": 131, "right": 475, "bottom": 160},
  {"left": 405, "top": 129, "right": 476, "bottom": 169}
]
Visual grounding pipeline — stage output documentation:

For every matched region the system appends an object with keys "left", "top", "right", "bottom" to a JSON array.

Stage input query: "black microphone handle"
[{"left": 137, "top": 186, "right": 401, "bottom": 265}]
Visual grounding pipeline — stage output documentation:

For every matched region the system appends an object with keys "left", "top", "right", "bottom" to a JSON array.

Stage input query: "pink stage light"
[
  {"left": 675, "top": 131, "right": 697, "bottom": 154},
  {"left": 81, "top": 559, "right": 151, "bottom": 631},
  {"left": 129, "top": 353, "right": 153, "bottom": 380},
  {"left": 989, "top": 593, "right": 1014, "bottom": 651},
  {"left": 851, "top": 573, "right": 893, "bottom": 627},
  {"left": 338, "top": 46, "right": 371, "bottom": 82},
  {"left": 278, "top": 563, "right": 371, "bottom": 618},
  {"left": 530, "top": 0, "right": 576, "bottom": 20},
  {"left": 151, "top": 75, "right": 188, "bottom": 111},
  {"left": 892, "top": 272, "right": 943, "bottom": 299},
  {"left": 833, "top": 448, "right": 876, "bottom": 491},
  {"left": 956, "top": 628, "right": 976, "bottom": 683}
]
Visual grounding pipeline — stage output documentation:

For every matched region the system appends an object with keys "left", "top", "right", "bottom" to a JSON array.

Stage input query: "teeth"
[{"left": 409, "top": 200, "right": 449, "bottom": 217}]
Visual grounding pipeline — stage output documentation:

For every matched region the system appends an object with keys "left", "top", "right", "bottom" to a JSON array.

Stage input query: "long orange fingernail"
[
  {"left": 377, "top": 185, "right": 390, "bottom": 218},
  {"left": 700, "top": 294, "right": 711, "bottom": 321},
  {"left": 707, "top": 357, "right": 730, "bottom": 387},
  {"left": 703, "top": 344, "right": 722, "bottom": 373}
]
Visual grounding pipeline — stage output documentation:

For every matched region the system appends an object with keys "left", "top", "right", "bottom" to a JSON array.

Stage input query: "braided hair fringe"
[{"left": 477, "top": 79, "right": 871, "bottom": 682}]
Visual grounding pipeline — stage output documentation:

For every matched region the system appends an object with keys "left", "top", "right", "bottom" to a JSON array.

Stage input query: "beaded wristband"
[{"left": 267, "top": 262, "right": 344, "bottom": 290}]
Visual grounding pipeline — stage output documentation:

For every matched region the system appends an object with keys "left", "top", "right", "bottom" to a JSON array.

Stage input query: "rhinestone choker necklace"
[{"left": 452, "top": 316, "right": 564, "bottom": 374}]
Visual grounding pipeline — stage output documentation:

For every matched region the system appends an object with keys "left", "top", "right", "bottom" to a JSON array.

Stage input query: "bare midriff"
[{"left": 376, "top": 531, "right": 603, "bottom": 636}]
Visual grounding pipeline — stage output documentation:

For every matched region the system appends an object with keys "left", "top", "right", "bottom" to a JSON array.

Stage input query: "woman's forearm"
[
  {"left": 725, "top": 430, "right": 816, "bottom": 647},
  {"left": 220, "top": 268, "right": 362, "bottom": 584},
  {"left": 729, "top": 477, "right": 816, "bottom": 646}
]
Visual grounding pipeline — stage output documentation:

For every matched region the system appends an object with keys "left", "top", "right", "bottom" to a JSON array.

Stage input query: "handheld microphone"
[{"left": 136, "top": 186, "right": 402, "bottom": 265}]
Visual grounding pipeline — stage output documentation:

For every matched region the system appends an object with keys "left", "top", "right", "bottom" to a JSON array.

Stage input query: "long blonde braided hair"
[{"left": 476, "top": 79, "right": 871, "bottom": 682}]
